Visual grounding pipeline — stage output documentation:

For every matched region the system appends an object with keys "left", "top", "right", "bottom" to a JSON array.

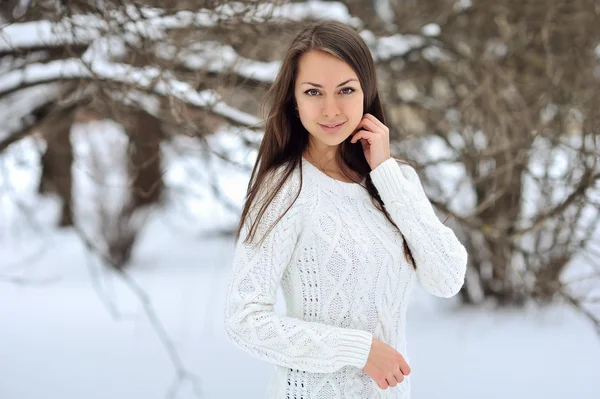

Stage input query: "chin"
[{"left": 312, "top": 134, "right": 348, "bottom": 147}]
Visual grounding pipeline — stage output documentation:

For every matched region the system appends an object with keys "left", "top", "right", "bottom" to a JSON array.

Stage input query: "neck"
[{"left": 304, "top": 141, "right": 340, "bottom": 172}]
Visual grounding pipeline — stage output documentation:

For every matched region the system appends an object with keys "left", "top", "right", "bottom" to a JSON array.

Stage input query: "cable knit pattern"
[{"left": 224, "top": 157, "right": 468, "bottom": 399}]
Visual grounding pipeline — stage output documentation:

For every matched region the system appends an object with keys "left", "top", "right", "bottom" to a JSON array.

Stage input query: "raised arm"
[
  {"left": 223, "top": 168, "right": 373, "bottom": 373},
  {"left": 370, "top": 159, "right": 468, "bottom": 297}
]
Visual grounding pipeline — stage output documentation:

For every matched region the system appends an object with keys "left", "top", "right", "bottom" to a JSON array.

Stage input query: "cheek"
[
  {"left": 297, "top": 101, "right": 318, "bottom": 119},
  {"left": 347, "top": 93, "right": 364, "bottom": 111},
  {"left": 348, "top": 98, "right": 364, "bottom": 119}
]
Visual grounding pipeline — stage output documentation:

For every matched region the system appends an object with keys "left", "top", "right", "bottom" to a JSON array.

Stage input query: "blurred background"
[{"left": 0, "top": 1, "right": 599, "bottom": 398}]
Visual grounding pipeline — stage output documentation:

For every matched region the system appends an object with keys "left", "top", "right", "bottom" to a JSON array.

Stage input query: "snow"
[
  {"left": 422, "top": 23, "right": 441, "bottom": 37},
  {"left": 158, "top": 41, "right": 281, "bottom": 83},
  {"left": 1, "top": 10, "right": 271, "bottom": 126},
  {"left": 0, "top": 2, "right": 426, "bottom": 84},
  {"left": 0, "top": 54, "right": 260, "bottom": 127},
  {"left": 257, "top": 2, "right": 361, "bottom": 27},
  {"left": 0, "top": 83, "right": 60, "bottom": 139},
  {"left": 0, "top": 20, "right": 73, "bottom": 51},
  {"left": 453, "top": 0, "right": 473, "bottom": 12},
  {"left": 1, "top": 130, "right": 600, "bottom": 399},
  {"left": 361, "top": 32, "right": 426, "bottom": 62},
  {"left": 0, "top": 1, "right": 361, "bottom": 54},
  {"left": 374, "top": 0, "right": 395, "bottom": 26},
  {"left": 1, "top": 3, "right": 599, "bottom": 398},
  {"left": 1, "top": 215, "right": 599, "bottom": 399},
  {"left": 406, "top": 131, "right": 600, "bottom": 317},
  {"left": 0, "top": 58, "right": 83, "bottom": 92}
]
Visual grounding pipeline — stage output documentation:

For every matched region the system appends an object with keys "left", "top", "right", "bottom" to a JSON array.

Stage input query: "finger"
[
  {"left": 355, "top": 115, "right": 371, "bottom": 130},
  {"left": 385, "top": 374, "right": 398, "bottom": 387},
  {"left": 377, "top": 379, "right": 389, "bottom": 390},
  {"left": 397, "top": 356, "right": 411, "bottom": 375},
  {"left": 350, "top": 130, "right": 373, "bottom": 143},
  {"left": 364, "top": 113, "right": 388, "bottom": 132},
  {"left": 393, "top": 368, "right": 405, "bottom": 384},
  {"left": 355, "top": 116, "right": 379, "bottom": 133},
  {"left": 360, "top": 138, "right": 369, "bottom": 151},
  {"left": 358, "top": 117, "right": 382, "bottom": 134}
]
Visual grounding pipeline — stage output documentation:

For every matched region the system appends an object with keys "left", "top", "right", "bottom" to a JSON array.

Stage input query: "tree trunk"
[
  {"left": 474, "top": 146, "right": 526, "bottom": 306},
  {"left": 38, "top": 106, "right": 76, "bottom": 227},
  {"left": 106, "top": 110, "right": 164, "bottom": 269}
]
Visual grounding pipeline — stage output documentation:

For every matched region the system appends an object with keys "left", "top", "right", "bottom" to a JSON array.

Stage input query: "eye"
[
  {"left": 340, "top": 87, "right": 355, "bottom": 95},
  {"left": 305, "top": 89, "right": 320, "bottom": 96}
]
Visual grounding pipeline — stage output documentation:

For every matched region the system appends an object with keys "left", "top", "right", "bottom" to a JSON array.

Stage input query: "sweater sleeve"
[
  {"left": 369, "top": 158, "right": 468, "bottom": 298},
  {"left": 223, "top": 168, "right": 373, "bottom": 373}
]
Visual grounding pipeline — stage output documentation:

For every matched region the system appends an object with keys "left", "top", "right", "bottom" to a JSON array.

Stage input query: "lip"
[{"left": 319, "top": 121, "right": 346, "bottom": 132}]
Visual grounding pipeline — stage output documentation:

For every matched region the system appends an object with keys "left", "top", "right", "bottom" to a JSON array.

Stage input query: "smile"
[{"left": 319, "top": 121, "right": 346, "bottom": 132}]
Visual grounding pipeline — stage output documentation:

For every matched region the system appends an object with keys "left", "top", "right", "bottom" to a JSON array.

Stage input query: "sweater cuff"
[
  {"left": 336, "top": 330, "right": 373, "bottom": 369},
  {"left": 369, "top": 158, "right": 407, "bottom": 204}
]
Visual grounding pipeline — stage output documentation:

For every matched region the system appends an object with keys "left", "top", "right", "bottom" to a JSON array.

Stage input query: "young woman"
[{"left": 223, "top": 20, "right": 468, "bottom": 399}]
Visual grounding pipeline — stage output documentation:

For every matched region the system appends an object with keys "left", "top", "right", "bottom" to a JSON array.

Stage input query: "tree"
[{"left": 1, "top": 0, "right": 598, "bottom": 331}]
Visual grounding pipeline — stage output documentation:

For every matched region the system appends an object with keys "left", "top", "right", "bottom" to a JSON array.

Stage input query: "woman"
[{"left": 223, "top": 20, "right": 468, "bottom": 399}]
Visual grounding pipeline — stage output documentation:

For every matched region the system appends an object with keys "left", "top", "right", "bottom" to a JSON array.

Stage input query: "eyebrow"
[{"left": 300, "top": 79, "right": 358, "bottom": 88}]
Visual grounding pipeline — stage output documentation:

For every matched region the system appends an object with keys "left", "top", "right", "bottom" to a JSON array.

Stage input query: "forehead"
[{"left": 296, "top": 50, "right": 358, "bottom": 85}]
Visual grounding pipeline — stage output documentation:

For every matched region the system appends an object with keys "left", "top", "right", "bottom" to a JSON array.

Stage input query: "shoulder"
[
  {"left": 261, "top": 160, "right": 303, "bottom": 195},
  {"left": 396, "top": 161, "right": 431, "bottom": 199},
  {"left": 254, "top": 160, "right": 305, "bottom": 212},
  {"left": 395, "top": 160, "right": 421, "bottom": 184}
]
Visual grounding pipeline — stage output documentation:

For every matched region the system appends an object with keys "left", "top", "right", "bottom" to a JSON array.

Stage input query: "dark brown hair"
[{"left": 235, "top": 20, "right": 416, "bottom": 268}]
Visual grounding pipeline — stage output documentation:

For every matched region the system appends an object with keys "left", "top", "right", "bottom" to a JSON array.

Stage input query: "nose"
[{"left": 322, "top": 97, "right": 341, "bottom": 118}]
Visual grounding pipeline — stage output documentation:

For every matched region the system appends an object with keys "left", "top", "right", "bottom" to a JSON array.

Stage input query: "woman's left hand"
[{"left": 350, "top": 113, "right": 391, "bottom": 170}]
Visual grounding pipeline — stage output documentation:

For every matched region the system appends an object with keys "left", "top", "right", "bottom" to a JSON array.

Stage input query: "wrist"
[{"left": 370, "top": 156, "right": 392, "bottom": 171}]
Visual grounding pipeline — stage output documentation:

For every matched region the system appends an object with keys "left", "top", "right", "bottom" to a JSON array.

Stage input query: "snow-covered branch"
[
  {"left": 0, "top": 54, "right": 260, "bottom": 127},
  {"left": 0, "top": 1, "right": 428, "bottom": 81},
  {"left": 0, "top": 2, "right": 361, "bottom": 52}
]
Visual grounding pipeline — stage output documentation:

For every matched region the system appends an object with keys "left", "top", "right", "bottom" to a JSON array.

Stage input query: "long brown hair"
[{"left": 235, "top": 20, "right": 416, "bottom": 268}]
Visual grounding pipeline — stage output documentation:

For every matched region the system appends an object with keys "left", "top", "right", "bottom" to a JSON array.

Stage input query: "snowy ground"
[
  {"left": 1, "top": 136, "right": 599, "bottom": 399},
  {"left": 1, "top": 217, "right": 599, "bottom": 399}
]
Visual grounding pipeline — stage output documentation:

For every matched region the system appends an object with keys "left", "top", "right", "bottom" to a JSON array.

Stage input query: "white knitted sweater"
[{"left": 224, "top": 157, "right": 468, "bottom": 399}]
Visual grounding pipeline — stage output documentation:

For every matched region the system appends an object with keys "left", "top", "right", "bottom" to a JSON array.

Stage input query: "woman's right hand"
[{"left": 363, "top": 337, "right": 411, "bottom": 390}]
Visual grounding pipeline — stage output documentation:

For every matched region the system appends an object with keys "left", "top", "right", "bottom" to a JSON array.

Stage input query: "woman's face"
[{"left": 294, "top": 50, "right": 364, "bottom": 152}]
